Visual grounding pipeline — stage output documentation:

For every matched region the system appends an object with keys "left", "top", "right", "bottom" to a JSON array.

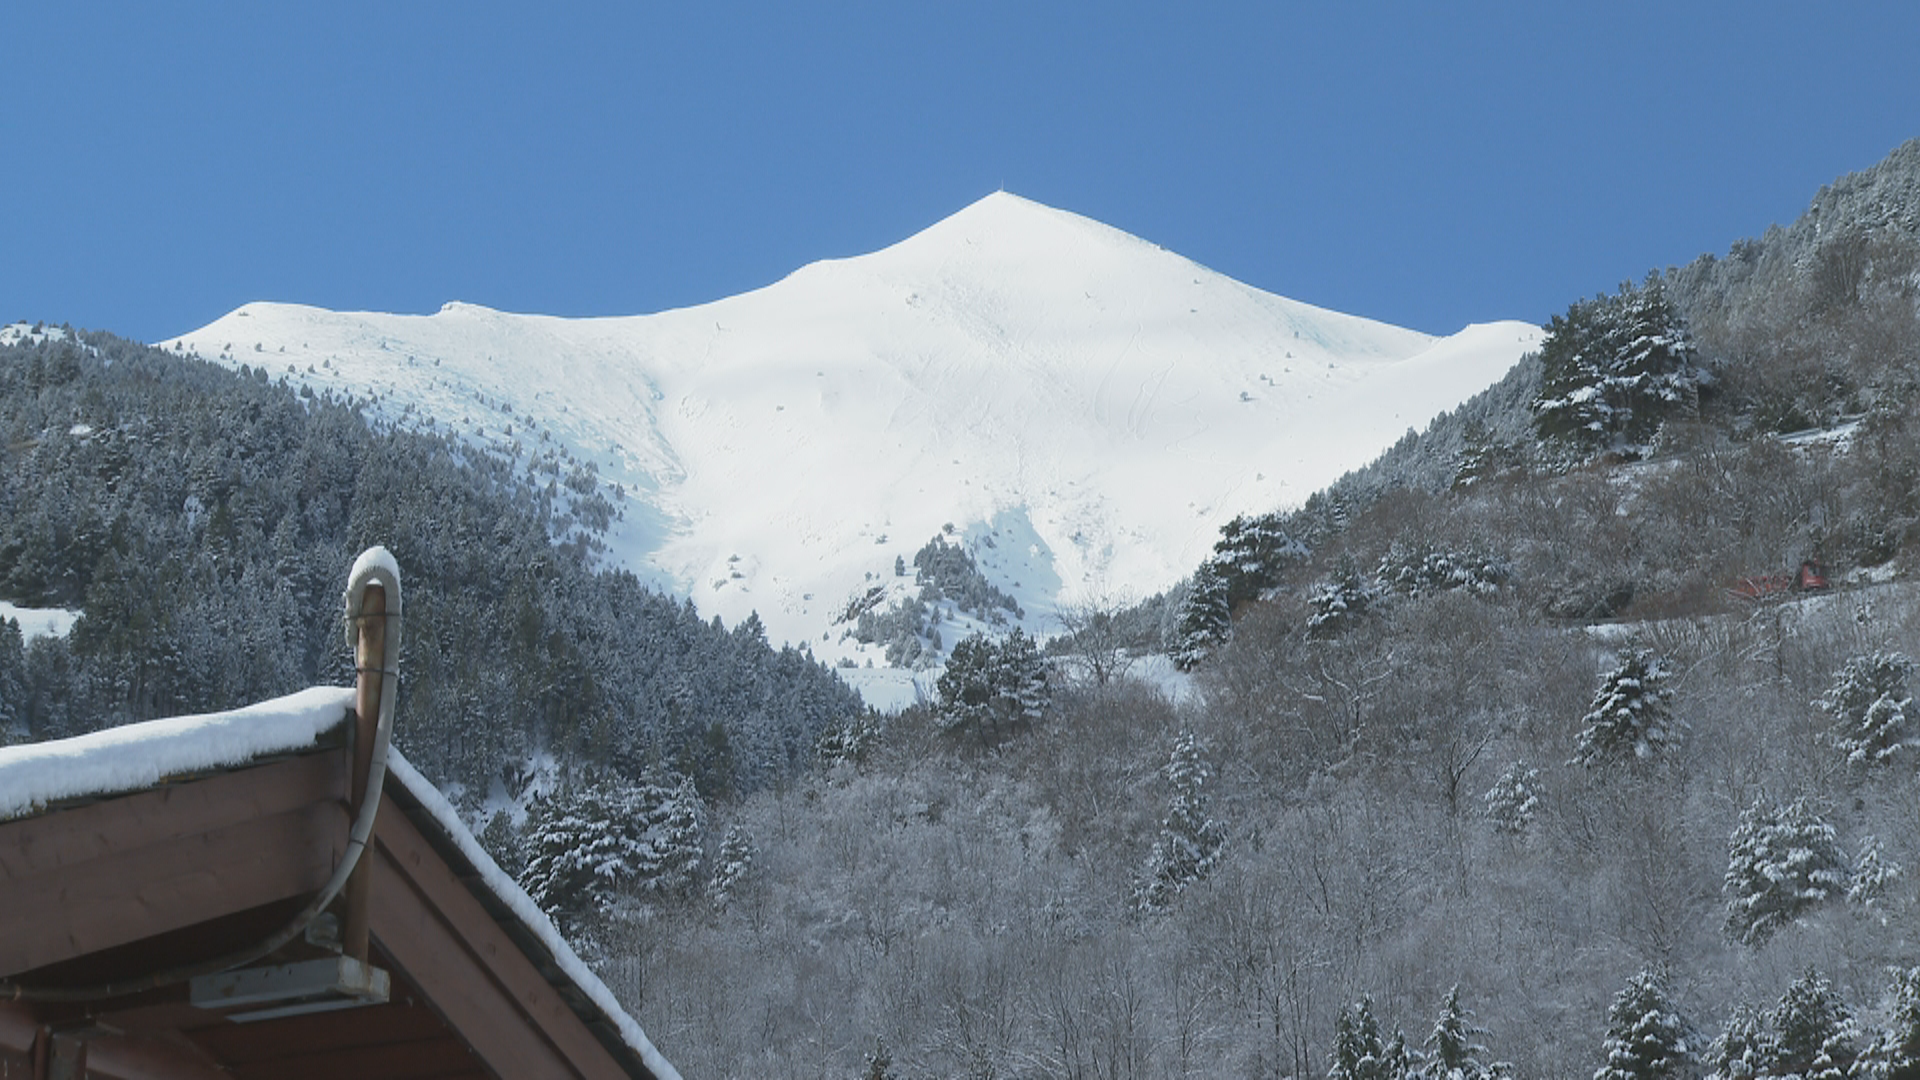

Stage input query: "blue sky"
[{"left": 6, "top": 3, "right": 1918, "bottom": 343}]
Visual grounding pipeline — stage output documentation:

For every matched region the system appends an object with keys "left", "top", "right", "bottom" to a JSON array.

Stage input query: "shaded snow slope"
[{"left": 165, "top": 193, "right": 1538, "bottom": 666}]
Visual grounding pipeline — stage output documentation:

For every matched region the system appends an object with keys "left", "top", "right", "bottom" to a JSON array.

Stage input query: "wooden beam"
[
  {"left": 0, "top": 753, "right": 345, "bottom": 881},
  {"left": 369, "top": 795, "right": 633, "bottom": 1080},
  {"left": 223, "top": 1033, "right": 482, "bottom": 1080},
  {"left": 0, "top": 799, "right": 346, "bottom": 978},
  {"left": 77, "top": 1031, "right": 232, "bottom": 1080}
]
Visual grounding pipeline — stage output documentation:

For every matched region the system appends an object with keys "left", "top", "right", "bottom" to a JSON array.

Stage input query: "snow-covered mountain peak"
[{"left": 163, "top": 194, "right": 1540, "bottom": 704}]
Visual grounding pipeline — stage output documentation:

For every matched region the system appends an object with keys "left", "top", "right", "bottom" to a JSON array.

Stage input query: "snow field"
[{"left": 163, "top": 193, "right": 1538, "bottom": 689}]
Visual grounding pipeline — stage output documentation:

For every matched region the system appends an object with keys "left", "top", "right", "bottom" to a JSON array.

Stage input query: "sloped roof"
[{"left": 0, "top": 689, "right": 681, "bottom": 1080}]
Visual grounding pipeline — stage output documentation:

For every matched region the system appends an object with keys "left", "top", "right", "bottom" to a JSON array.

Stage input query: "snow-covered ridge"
[
  {"left": 164, "top": 192, "right": 1540, "bottom": 674},
  {"left": 2, "top": 321, "right": 90, "bottom": 351}
]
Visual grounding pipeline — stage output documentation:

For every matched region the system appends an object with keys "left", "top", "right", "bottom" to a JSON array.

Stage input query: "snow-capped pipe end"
[{"left": 344, "top": 546, "right": 403, "bottom": 654}]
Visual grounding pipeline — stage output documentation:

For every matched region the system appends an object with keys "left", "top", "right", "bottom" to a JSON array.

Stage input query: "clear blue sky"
[{"left": 6, "top": 2, "right": 1918, "bottom": 343}]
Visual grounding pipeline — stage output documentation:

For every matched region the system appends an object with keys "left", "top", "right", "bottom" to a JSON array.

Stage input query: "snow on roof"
[
  {"left": 0, "top": 686, "right": 681, "bottom": 1080},
  {"left": 385, "top": 751, "right": 684, "bottom": 1080},
  {"left": 0, "top": 686, "right": 355, "bottom": 821}
]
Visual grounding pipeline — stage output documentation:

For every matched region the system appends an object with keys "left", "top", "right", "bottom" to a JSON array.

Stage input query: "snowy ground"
[
  {"left": 0, "top": 602, "right": 80, "bottom": 641},
  {"left": 162, "top": 193, "right": 1539, "bottom": 701}
]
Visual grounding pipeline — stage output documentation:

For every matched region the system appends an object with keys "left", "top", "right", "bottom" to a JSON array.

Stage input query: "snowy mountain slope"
[{"left": 164, "top": 192, "right": 1539, "bottom": 676}]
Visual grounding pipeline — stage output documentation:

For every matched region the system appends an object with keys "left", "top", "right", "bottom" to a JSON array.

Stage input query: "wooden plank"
[
  {"left": 0, "top": 753, "right": 346, "bottom": 880},
  {"left": 371, "top": 797, "right": 636, "bottom": 1079},
  {"left": 0, "top": 801, "right": 346, "bottom": 977},
  {"left": 82, "top": 1031, "right": 232, "bottom": 1080},
  {"left": 367, "top": 839, "right": 582, "bottom": 1079},
  {"left": 226, "top": 1033, "right": 480, "bottom": 1080}
]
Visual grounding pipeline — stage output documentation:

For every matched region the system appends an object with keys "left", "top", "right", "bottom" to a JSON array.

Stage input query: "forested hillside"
[
  {"left": 602, "top": 141, "right": 1920, "bottom": 1077},
  {"left": 0, "top": 332, "right": 862, "bottom": 802}
]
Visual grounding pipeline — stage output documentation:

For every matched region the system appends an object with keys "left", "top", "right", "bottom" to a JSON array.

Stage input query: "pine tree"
[
  {"left": 1854, "top": 966, "right": 1920, "bottom": 1080},
  {"left": 1483, "top": 760, "right": 1539, "bottom": 837},
  {"left": 1594, "top": 970, "right": 1697, "bottom": 1080},
  {"left": 1706, "top": 1004, "right": 1771, "bottom": 1080},
  {"left": 1767, "top": 970, "right": 1856, "bottom": 1079},
  {"left": 1818, "top": 652, "right": 1918, "bottom": 769},
  {"left": 934, "top": 629, "right": 1051, "bottom": 743},
  {"left": 518, "top": 776, "right": 662, "bottom": 934},
  {"left": 816, "top": 712, "right": 883, "bottom": 770},
  {"left": 643, "top": 775, "right": 707, "bottom": 898},
  {"left": 1571, "top": 651, "right": 1681, "bottom": 767},
  {"left": 1134, "top": 727, "right": 1227, "bottom": 910},
  {"left": 935, "top": 633, "right": 1001, "bottom": 741},
  {"left": 1210, "top": 512, "right": 1310, "bottom": 607},
  {"left": 1172, "top": 561, "right": 1231, "bottom": 670},
  {"left": 1533, "top": 277, "right": 1700, "bottom": 456},
  {"left": 479, "top": 809, "right": 524, "bottom": 879},
  {"left": 1377, "top": 539, "right": 1509, "bottom": 599},
  {"left": 1848, "top": 834, "right": 1902, "bottom": 922},
  {"left": 706, "top": 824, "right": 757, "bottom": 911},
  {"left": 1307, "top": 557, "right": 1378, "bottom": 640},
  {"left": 1331, "top": 996, "right": 1413, "bottom": 1080},
  {"left": 1723, "top": 797, "right": 1850, "bottom": 946},
  {"left": 996, "top": 626, "right": 1050, "bottom": 730},
  {"left": 1419, "top": 985, "right": 1505, "bottom": 1079}
]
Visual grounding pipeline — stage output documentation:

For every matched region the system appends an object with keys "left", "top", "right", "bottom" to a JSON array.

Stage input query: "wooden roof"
[{"left": 0, "top": 699, "right": 676, "bottom": 1080}]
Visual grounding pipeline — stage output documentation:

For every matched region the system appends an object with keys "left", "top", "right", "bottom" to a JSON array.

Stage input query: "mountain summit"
[{"left": 165, "top": 192, "right": 1538, "bottom": 689}]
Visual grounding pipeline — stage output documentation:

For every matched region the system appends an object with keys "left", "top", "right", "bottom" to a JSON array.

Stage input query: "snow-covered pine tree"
[
  {"left": 643, "top": 775, "right": 707, "bottom": 898},
  {"left": 1849, "top": 834, "right": 1903, "bottom": 922},
  {"left": 1172, "top": 561, "right": 1232, "bottom": 670},
  {"left": 517, "top": 775, "right": 662, "bottom": 934},
  {"left": 479, "top": 809, "right": 524, "bottom": 878},
  {"left": 1419, "top": 984, "right": 1506, "bottom": 1079},
  {"left": 1210, "top": 512, "right": 1309, "bottom": 607},
  {"left": 996, "top": 626, "right": 1050, "bottom": 731},
  {"left": 935, "top": 632, "right": 1000, "bottom": 741},
  {"left": 1307, "top": 557, "right": 1378, "bottom": 640},
  {"left": 1133, "top": 727, "right": 1227, "bottom": 910},
  {"left": 1767, "top": 970, "right": 1857, "bottom": 1080},
  {"left": 1817, "top": 652, "right": 1918, "bottom": 769},
  {"left": 1853, "top": 966, "right": 1920, "bottom": 1079},
  {"left": 1723, "top": 797, "right": 1850, "bottom": 946},
  {"left": 816, "top": 712, "right": 883, "bottom": 770},
  {"left": 1483, "top": 760, "right": 1539, "bottom": 837},
  {"left": 935, "top": 630, "right": 1051, "bottom": 742},
  {"left": 706, "top": 824, "right": 757, "bottom": 911},
  {"left": 1331, "top": 996, "right": 1413, "bottom": 1080},
  {"left": 1593, "top": 970, "right": 1697, "bottom": 1080},
  {"left": 1532, "top": 276, "right": 1701, "bottom": 456},
  {"left": 1377, "top": 539, "right": 1509, "bottom": 599},
  {"left": 1706, "top": 1005, "right": 1772, "bottom": 1080},
  {"left": 1571, "top": 651, "right": 1681, "bottom": 767}
]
